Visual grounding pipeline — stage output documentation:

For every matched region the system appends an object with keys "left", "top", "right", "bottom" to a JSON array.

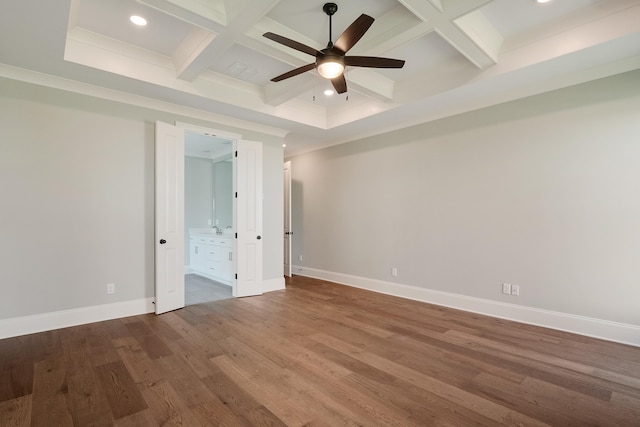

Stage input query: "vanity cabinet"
[{"left": 189, "top": 234, "right": 234, "bottom": 285}]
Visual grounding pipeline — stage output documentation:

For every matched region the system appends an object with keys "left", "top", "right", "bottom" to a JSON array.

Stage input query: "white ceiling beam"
[
  {"left": 345, "top": 69, "right": 396, "bottom": 101},
  {"left": 247, "top": 17, "right": 324, "bottom": 64},
  {"left": 453, "top": 10, "right": 503, "bottom": 64},
  {"left": 175, "top": 0, "right": 281, "bottom": 81},
  {"left": 349, "top": 5, "right": 433, "bottom": 56},
  {"left": 398, "top": 0, "right": 500, "bottom": 68},
  {"left": 263, "top": 75, "right": 315, "bottom": 107},
  {"left": 173, "top": 28, "right": 218, "bottom": 78}
]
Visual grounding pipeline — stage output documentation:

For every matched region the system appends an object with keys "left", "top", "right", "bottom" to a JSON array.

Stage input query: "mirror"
[{"left": 184, "top": 131, "right": 233, "bottom": 232}]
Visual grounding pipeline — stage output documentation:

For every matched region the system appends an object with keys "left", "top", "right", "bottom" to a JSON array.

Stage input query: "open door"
[
  {"left": 234, "top": 140, "right": 263, "bottom": 297},
  {"left": 283, "top": 161, "right": 292, "bottom": 277},
  {"left": 155, "top": 121, "right": 185, "bottom": 313}
]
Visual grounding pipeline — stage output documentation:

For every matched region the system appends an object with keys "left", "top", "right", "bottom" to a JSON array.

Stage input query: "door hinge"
[
  {"left": 235, "top": 192, "right": 237, "bottom": 198},
  {"left": 235, "top": 151, "right": 238, "bottom": 157},
  {"left": 235, "top": 232, "right": 238, "bottom": 238},
  {"left": 235, "top": 274, "right": 238, "bottom": 280}
]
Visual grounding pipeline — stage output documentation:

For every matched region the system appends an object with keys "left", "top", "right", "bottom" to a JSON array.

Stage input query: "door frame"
[
  {"left": 283, "top": 160, "right": 292, "bottom": 277},
  {"left": 175, "top": 122, "right": 242, "bottom": 297}
]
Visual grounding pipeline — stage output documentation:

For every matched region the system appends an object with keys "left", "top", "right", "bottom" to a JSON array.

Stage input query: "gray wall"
[
  {"left": 288, "top": 70, "right": 640, "bottom": 326},
  {"left": 0, "top": 77, "right": 284, "bottom": 320},
  {"left": 184, "top": 156, "right": 214, "bottom": 265},
  {"left": 213, "top": 160, "right": 233, "bottom": 229}
]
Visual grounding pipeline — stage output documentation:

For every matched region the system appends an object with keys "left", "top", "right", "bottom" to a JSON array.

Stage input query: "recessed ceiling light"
[
  {"left": 324, "top": 89, "right": 335, "bottom": 96},
  {"left": 282, "top": 144, "right": 286, "bottom": 147},
  {"left": 130, "top": 15, "right": 147, "bottom": 26},
  {"left": 536, "top": 0, "right": 551, "bottom": 3}
]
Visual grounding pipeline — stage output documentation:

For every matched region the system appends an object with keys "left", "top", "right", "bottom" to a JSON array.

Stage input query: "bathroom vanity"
[{"left": 189, "top": 230, "right": 234, "bottom": 285}]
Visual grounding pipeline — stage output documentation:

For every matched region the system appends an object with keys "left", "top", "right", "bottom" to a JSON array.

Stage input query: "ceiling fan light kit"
[
  {"left": 316, "top": 54, "right": 344, "bottom": 79},
  {"left": 263, "top": 2, "right": 405, "bottom": 94}
]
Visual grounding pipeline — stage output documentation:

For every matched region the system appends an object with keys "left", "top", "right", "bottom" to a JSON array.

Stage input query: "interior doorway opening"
[
  {"left": 184, "top": 131, "right": 234, "bottom": 304},
  {"left": 155, "top": 121, "right": 265, "bottom": 314}
]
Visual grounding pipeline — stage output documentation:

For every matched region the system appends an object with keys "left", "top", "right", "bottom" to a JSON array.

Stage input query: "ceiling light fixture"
[
  {"left": 324, "top": 89, "right": 335, "bottom": 96},
  {"left": 316, "top": 54, "right": 344, "bottom": 79},
  {"left": 536, "top": 0, "right": 551, "bottom": 3},
  {"left": 130, "top": 15, "right": 147, "bottom": 26}
]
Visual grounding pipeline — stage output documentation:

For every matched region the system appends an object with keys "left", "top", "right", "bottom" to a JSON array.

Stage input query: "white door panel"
[
  {"left": 283, "top": 161, "right": 292, "bottom": 277},
  {"left": 234, "top": 140, "right": 263, "bottom": 297},
  {"left": 155, "top": 121, "right": 185, "bottom": 314}
]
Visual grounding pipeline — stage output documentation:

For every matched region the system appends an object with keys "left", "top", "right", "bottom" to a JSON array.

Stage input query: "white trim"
[
  {"left": 0, "top": 64, "right": 289, "bottom": 139},
  {"left": 175, "top": 121, "right": 242, "bottom": 142},
  {"left": 293, "top": 266, "right": 640, "bottom": 348},
  {"left": 0, "top": 298, "right": 154, "bottom": 339},
  {"left": 262, "top": 277, "right": 286, "bottom": 294}
]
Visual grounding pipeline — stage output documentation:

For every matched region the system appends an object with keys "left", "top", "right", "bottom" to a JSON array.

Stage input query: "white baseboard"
[
  {"left": 263, "top": 276, "right": 286, "bottom": 293},
  {"left": 293, "top": 266, "right": 640, "bottom": 348},
  {"left": 0, "top": 298, "right": 155, "bottom": 340}
]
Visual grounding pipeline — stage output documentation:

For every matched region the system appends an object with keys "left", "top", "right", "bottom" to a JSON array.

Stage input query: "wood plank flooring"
[{"left": 1, "top": 275, "right": 640, "bottom": 426}]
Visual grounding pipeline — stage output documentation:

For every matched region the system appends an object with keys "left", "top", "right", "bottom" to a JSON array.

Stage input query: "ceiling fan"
[{"left": 263, "top": 2, "right": 405, "bottom": 94}]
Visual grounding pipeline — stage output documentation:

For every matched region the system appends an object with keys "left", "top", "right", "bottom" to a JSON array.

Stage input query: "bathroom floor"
[{"left": 185, "top": 273, "right": 233, "bottom": 305}]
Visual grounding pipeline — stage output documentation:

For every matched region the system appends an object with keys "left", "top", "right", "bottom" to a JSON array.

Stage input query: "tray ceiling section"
[{"left": 64, "top": 0, "right": 507, "bottom": 129}]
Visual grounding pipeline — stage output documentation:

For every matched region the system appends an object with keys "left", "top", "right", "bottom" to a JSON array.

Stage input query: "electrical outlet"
[
  {"left": 391, "top": 267, "right": 398, "bottom": 277},
  {"left": 107, "top": 283, "right": 115, "bottom": 294},
  {"left": 299, "top": 254, "right": 303, "bottom": 262},
  {"left": 502, "top": 283, "right": 511, "bottom": 295},
  {"left": 511, "top": 285, "right": 520, "bottom": 296}
]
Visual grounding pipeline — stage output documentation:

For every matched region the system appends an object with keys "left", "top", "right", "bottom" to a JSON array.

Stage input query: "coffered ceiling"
[{"left": 1, "top": 0, "right": 639, "bottom": 155}]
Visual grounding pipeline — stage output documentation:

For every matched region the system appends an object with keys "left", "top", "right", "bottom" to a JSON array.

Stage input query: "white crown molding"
[
  {"left": 293, "top": 266, "right": 640, "bottom": 348},
  {"left": 0, "top": 63, "right": 290, "bottom": 139}
]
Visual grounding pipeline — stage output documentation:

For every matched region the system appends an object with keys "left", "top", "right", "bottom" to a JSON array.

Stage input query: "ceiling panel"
[
  {"left": 209, "top": 43, "right": 293, "bottom": 86},
  {"left": 481, "top": 0, "right": 604, "bottom": 39},
  {"left": 75, "top": 0, "right": 194, "bottom": 56}
]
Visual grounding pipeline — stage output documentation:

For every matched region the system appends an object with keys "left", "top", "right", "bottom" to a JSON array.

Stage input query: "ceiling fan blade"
[
  {"left": 331, "top": 74, "right": 347, "bottom": 94},
  {"left": 271, "top": 63, "right": 316, "bottom": 82},
  {"left": 345, "top": 56, "right": 405, "bottom": 69},
  {"left": 333, "top": 14, "right": 374, "bottom": 54},
  {"left": 263, "top": 32, "right": 321, "bottom": 57}
]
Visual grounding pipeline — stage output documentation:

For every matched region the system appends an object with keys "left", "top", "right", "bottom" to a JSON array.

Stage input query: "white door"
[
  {"left": 283, "top": 161, "right": 292, "bottom": 277},
  {"left": 234, "top": 140, "right": 263, "bottom": 297},
  {"left": 155, "top": 121, "right": 185, "bottom": 314}
]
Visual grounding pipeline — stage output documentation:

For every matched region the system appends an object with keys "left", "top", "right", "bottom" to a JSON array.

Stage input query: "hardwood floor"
[{"left": 1, "top": 275, "right": 640, "bottom": 426}]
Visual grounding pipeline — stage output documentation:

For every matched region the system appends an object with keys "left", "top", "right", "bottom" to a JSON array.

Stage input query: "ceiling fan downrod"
[{"left": 323, "top": 3, "right": 338, "bottom": 48}]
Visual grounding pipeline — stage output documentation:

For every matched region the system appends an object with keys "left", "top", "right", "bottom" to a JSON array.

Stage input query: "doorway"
[
  {"left": 155, "top": 121, "right": 265, "bottom": 314},
  {"left": 184, "top": 131, "right": 234, "bottom": 304}
]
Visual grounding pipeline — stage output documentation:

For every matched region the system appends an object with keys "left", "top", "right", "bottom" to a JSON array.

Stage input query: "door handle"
[{"left": 159, "top": 239, "right": 167, "bottom": 244}]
